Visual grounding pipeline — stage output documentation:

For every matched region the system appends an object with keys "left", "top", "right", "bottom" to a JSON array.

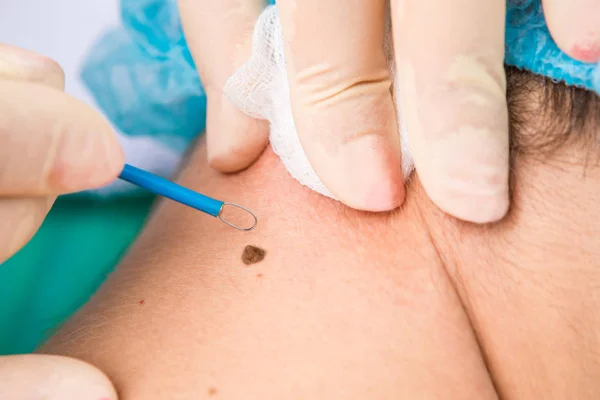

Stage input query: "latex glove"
[
  {"left": 0, "top": 44, "right": 124, "bottom": 263},
  {"left": 0, "top": 43, "right": 121, "bottom": 399},
  {"left": 179, "top": 0, "right": 599, "bottom": 222},
  {"left": 178, "top": 0, "right": 270, "bottom": 173},
  {"left": 0, "top": 355, "right": 117, "bottom": 399}
]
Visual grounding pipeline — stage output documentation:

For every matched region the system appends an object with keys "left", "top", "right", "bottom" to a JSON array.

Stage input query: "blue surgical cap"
[{"left": 81, "top": 0, "right": 600, "bottom": 153}]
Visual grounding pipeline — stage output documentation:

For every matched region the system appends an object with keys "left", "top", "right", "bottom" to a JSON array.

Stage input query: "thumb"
[
  {"left": 0, "top": 354, "right": 117, "bottom": 400},
  {"left": 0, "top": 43, "right": 65, "bottom": 89},
  {"left": 0, "top": 78, "right": 124, "bottom": 196}
]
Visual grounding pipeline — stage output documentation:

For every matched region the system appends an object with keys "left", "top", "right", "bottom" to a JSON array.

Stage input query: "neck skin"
[
  {"left": 41, "top": 124, "right": 600, "bottom": 399},
  {"left": 421, "top": 141, "right": 600, "bottom": 398}
]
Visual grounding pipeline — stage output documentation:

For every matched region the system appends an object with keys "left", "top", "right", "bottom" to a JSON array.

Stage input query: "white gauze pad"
[{"left": 224, "top": 5, "right": 413, "bottom": 199}]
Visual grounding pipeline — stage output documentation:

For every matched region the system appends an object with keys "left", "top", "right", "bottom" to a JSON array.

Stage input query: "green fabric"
[{"left": 0, "top": 195, "right": 154, "bottom": 355}]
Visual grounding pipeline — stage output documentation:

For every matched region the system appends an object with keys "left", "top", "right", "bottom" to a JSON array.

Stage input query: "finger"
[
  {"left": 0, "top": 79, "right": 124, "bottom": 195},
  {"left": 543, "top": 0, "right": 600, "bottom": 63},
  {"left": 0, "top": 45, "right": 66, "bottom": 261},
  {"left": 0, "top": 43, "right": 65, "bottom": 89},
  {"left": 0, "top": 354, "right": 117, "bottom": 400},
  {"left": 277, "top": 0, "right": 403, "bottom": 211},
  {"left": 0, "top": 197, "right": 54, "bottom": 263},
  {"left": 391, "top": 0, "right": 509, "bottom": 223},
  {"left": 178, "top": 0, "right": 269, "bottom": 172}
]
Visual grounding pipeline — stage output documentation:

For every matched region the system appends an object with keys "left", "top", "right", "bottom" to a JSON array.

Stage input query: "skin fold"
[
  {"left": 3, "top": 2, "right": 599, "bottom": 396},
  {"left": 41, "top": 120, "right": 600, "bottom": 398}
]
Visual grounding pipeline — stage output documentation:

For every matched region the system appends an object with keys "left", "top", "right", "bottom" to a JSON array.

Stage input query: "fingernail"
[{"left": 51, "top": 129, "right": 124, "bottom": 192}]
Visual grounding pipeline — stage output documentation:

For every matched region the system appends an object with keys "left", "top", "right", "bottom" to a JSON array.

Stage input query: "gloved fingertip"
[
  {"left": 207, "top": 98, "right": 269, "bottom": 173},
  {"left": 401, "top": 51, "right": 510, "bottom": 223},
  {"left": 552, "top": 27, "right": 600, "bottom": 63},
  {"left": 320, "top": 134, "right": 405, "bottom": 212},
  {"left": 544, "top": 0, "right": 600, "bottom": 63},
  {"left": 50, "top": 126, "right": 124, "bottom": 193},
  {"left": 0, "top": 354, "right": 117, "bottom": 400},
  {"left": 428, "top": 184, "right": 510, "bottom": 224},
  {"left": 343, "top": 177, "right": 405, "bottom": 212},
  {"left": 567, "top": 39, "right": 600, "bottom": 63},
  {"left": 419, "top": 134, "right": 510, "bottom": 224}
]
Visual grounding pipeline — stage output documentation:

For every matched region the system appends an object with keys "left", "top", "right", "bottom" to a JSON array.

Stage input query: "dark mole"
[
  {"left": 257, "top": 273, "right": 264, "bottom": 278},
  {"left": 242, "top": 245, "right": 266, "bottom": 265},
  {"left": 208, "top": 387, "right": 218, "bottom": 396},
  {"left": 139, "top": 300, "right": 145, "bottom": 305}
]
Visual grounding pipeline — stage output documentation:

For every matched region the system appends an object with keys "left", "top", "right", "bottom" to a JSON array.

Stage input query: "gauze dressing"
[{"left": 224, "top": 5, "right": 414, "bottom": 199}]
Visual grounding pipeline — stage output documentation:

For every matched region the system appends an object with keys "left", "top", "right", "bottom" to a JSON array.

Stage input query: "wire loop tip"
[{"left": 218, "top": 202, "right": 258, "bottom": 231}]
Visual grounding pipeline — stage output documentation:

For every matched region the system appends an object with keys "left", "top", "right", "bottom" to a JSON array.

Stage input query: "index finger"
[{"left": 391, "top": 0, "right": 510, "bottom": 223}]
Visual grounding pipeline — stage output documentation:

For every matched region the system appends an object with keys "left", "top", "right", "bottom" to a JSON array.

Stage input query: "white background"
[
  {"left": 0, "top": 0, "right": 119, "bottom": 108},
  {"left": 0, "top": 0, "right": 180, "bottom": 179}
]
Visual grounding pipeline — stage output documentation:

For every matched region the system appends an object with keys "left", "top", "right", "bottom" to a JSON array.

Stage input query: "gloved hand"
[
  {"left": 178, "top": 0, "right": 599, "bottom": 222},
  {"left": 0, "top": 44, "right": 121, "bottom": 399},
  {"left": 0, "top": 354, "right": 117, "bottom": 399},
  {"left": 0, "top": 44, "right": 124, "bottom": 264}
]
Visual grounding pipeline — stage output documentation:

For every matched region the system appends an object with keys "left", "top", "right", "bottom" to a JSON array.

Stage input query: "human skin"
[{"left": 42, "top": 129, "right": 600, "bottom": 398}]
